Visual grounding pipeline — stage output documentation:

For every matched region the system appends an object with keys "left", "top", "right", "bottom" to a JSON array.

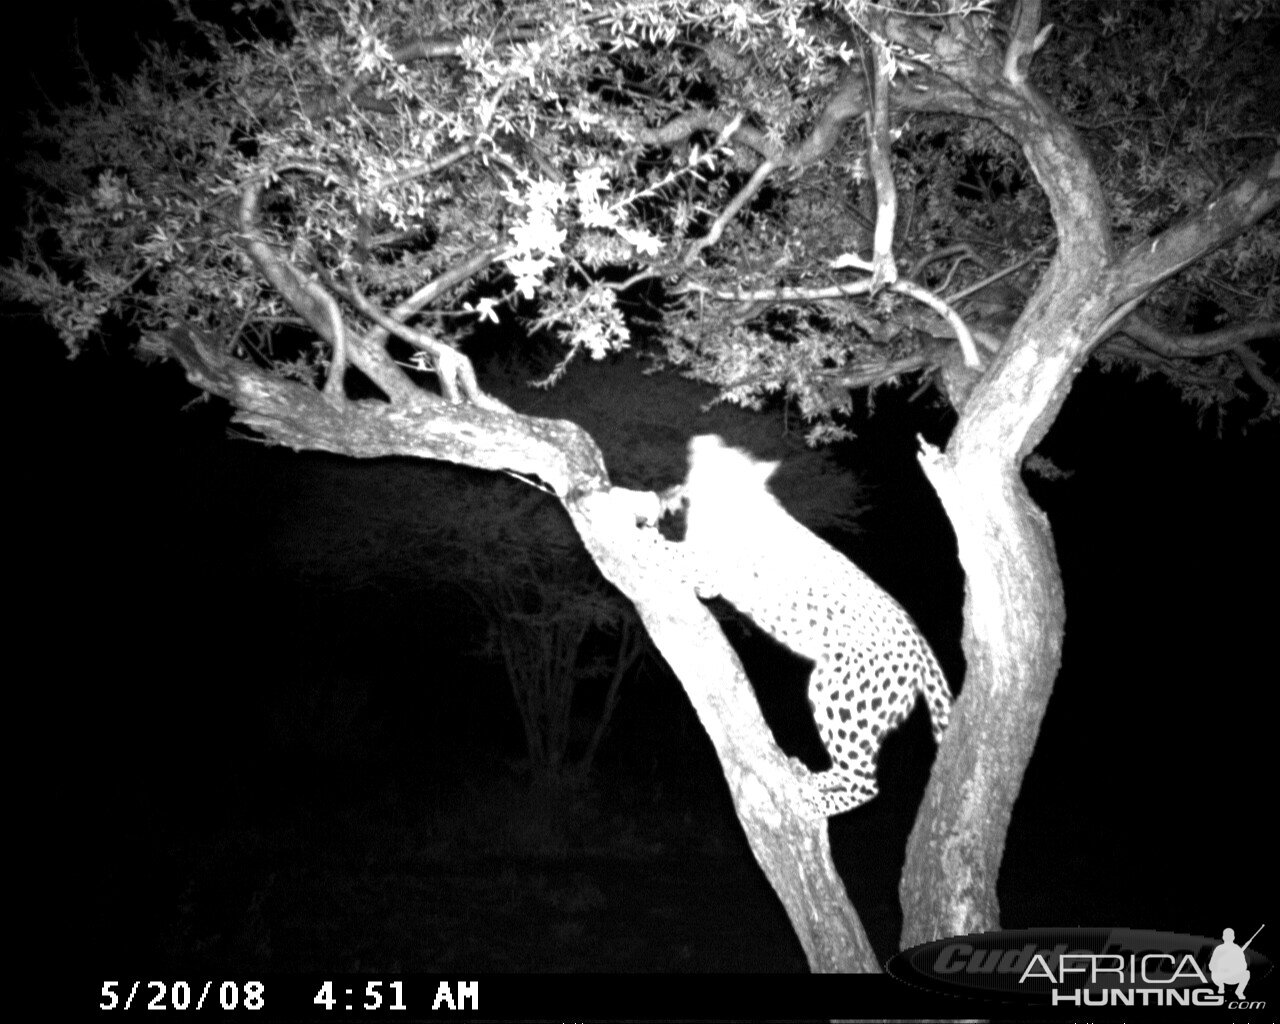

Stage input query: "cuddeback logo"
[{"left": 886, "top": 925, "right": 1270, "bottom": 1010}]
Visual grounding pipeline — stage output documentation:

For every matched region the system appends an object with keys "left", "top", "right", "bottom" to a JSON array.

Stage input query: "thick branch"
[
  {"left": 681, "top": 278, "right": 873, "bottom": 303},
  {"left": 630, "top": 108, "right": 779, "bottom": 162},
  {"left": 878, "top": 6, "right": 1107, "bottom": 947},
  {"left": 864, "top": 31, "right": 899, "bottom": 290},
  {"left": 391, "top": 28, "right": 542, "bottom": 65},
  {"left": 1116, "top": 311, "right": 1280, "bottom": 359},
  {"left": 163, "top": 326, "right": 606, "bottom": 496},
  {"left": 685, "top": 273, "right": 982, "bottom": 369},
  {"left": 830, "top": 352, "right": 934, "bottom": 389},
  {"left": 1106, "top": 152, "right": 1280, "bottom": 314},
  {"left": 299, "top": 86, "right": 399, "bottom": 121},
  {"left": 1102, "top": 336, "right": 1248, "bottom": 397},
  {"left": 893, "top": 279, "right": 981, "bottom": 369},
  {"left": 1002, "top": 0, "right": 1053, "bottom": 86}
]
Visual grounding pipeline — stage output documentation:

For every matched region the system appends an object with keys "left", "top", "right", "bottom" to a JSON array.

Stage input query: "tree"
[
  {"left": 8, "top": 0, "right": 1277, "bottom": 973},
  {"left": 458, "top": 492, "right": 648, "bottom": 788}
]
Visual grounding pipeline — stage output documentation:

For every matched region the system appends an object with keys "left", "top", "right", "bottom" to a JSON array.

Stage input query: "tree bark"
[
  {"left": 891, "top": 12, "right": 1279, "bottom": 946},
  {"left": 568, "top": 489, "right": 878, "bottom": 972}
]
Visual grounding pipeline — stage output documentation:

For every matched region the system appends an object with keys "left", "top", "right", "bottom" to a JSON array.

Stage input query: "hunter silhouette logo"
[
  {"left": 1210, "top": 925, "right": 1263, "bottom": 999},
  {"left": 888, "top": 924, "right": 1272, "bottom": 1009}
]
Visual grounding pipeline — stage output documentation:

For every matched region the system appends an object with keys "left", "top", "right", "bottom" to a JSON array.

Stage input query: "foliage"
[
  {"left": 464, "top": 536, "right": 647, "bottom": 784},
  {"left": 7, "top": 0, "right": 1275, "bottom": 438},
  {"left": 1037, "top": 2, "right": 1279, "bottom": 417},
  {"left": 422, "top": 469, "right": 649, "bottom": 783},
  {"left": 242, "top": 445, "right": 651, "bottom": 780}
]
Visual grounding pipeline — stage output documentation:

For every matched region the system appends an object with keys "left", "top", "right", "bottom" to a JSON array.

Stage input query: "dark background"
[{"left": 8, "top": 0, "right": 1276, "bottom": 980}]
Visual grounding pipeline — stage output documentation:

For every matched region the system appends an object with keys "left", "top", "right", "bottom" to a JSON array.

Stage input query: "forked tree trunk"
[{"left": 889, "top": 15, "right": 1278, "bottom": 941}]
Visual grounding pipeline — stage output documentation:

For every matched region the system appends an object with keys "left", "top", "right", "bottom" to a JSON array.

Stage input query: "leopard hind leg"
[{"left": 802, "top": 665, "right": 883, "bottom": 817}]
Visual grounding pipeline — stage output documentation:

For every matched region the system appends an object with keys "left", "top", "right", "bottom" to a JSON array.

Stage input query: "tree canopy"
[{"left": 10, "top": 0, "right": 1276, "bottom": 439}]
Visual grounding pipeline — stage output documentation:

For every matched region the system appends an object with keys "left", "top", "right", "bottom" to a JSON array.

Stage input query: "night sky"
[{"left": 9, "top": 0, "right": 1276, "bottom": 994}]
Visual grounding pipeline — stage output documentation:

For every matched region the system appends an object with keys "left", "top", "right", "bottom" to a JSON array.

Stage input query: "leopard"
[{"left": 675, "top": 434, "right": 952, "bottom": 819}]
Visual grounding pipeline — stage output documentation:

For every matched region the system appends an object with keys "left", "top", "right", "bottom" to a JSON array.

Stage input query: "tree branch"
[
  {"left": 1116, "top": 311, "right": 1280, "bottom": 358},
  {"left": 1235, "top": 345, "right": 1280, "bottom": 405},
  {"left": 893, "top": 278, "right": 982, "bottom": 369},
  {"left": 391, "top": 28, "right": 543, "bottom": 65},
  {"left": 233, "top": 170, "right": 418, "bottom": 403},
  {"left": 628, "top": 107, "right": 780, "bottom": 163},
  {"left": 333, "top": 272, "right": 513, "bottom": 413},
  {"left": 680, "top": 278, "right": 874, "bottom": 304},
  {"left": 163, "top": 325, "right": 606, "bottom": 496},
  {"left": 829, "top": 352, "right": 935, "bottom": 389},
  {"left": 682, "top": 156, "right": 778, "bottom": 265},
  {"left": 631, "top": 71, "right": 867, "bottom": 170},
  {"left": 369, "top": 248, "right": 503, "bottom": 351},
  {"left": 1107, "top": 151, "right": 1280, "bottom": 310},
  {"left": 1002, "top": 0, "right": 1053, "bottom": 87},
  {"left": 864, "top": 28, "right": 899, "bottom": 290},
  {"left": 374, "top": 143, "right": 480, "bottom": 192},
  {"left": 1102, "top": 336, "right": 1249, "bottom": 398}
]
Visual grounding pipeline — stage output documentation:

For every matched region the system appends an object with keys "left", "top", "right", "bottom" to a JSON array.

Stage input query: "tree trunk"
[
  {"left": 568, "top": 489, "right": 879, "bottom": 972},
  {"left": 901, "top": 258, "right": 1114, "bottom": 944},
  {"left": 881, "top": 4, "right": 1128, "bottom": 943},
  {"left": 894, "top": 57, "right": 1277, "bottom": 944},
  {"left": 904, "top": 442, "right": 1065, "bottom": 942}
]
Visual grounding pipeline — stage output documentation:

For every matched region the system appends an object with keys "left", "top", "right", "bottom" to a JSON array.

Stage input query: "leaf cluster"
[{"left": 4, "top": 0, "right": 1276, "bottom": 428}]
